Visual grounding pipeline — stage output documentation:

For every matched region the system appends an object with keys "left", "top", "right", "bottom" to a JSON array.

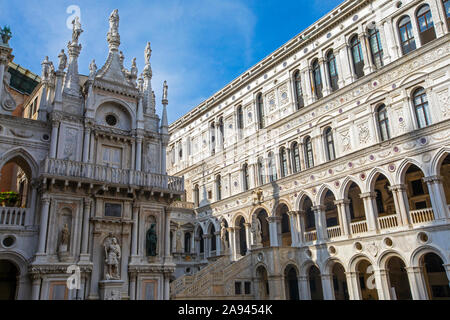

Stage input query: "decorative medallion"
[
  {"left": 360, "top": 173, "right": 366, "bottom": 181},
  {"left": 388, "top": 164, "right": 396, "bottom": 172}
]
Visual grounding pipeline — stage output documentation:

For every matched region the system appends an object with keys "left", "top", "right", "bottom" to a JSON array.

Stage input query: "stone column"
[
  {"left": 25, "top": 182, "right": 38, "bottom": 226},
  {"left": 287, "top": 211, "right": 299, "bottom": 247},
  {"left": 80, "top": 198, "right": 92, "bottom": 261},
  {"left": 49, "top": 121, "right": 59, "bottom": 158},
  {"left": 319, "top": 56, "right": 331, "bottom": 96},
  {"left": 244, "top": 223, "right": 252, "bottom": 254},
  {"left": 227, "top": 227, "right": 236, "bottom": 260},
  {"left": 214, "top": 231, "right": 221, "bottom": 255},
  {"left": 37, "top": 195, "right": 51, "bottom": 255},
  {"left": 301, "top": 67, "right": 314, "bottom": 105},
  {"left": 405, "top": 266, "right": 428, "bottom": 300},
  {"left": 423, "top": 175, "right": 448, "bottom": 220},
  {"left": 203, "top": 234, "right": 211, "bottom": 258},
  {"left": 383, "top": 19, "right": 400, "bottom": 62},
  {"left": 164, "top": 209, "right": 171, "bottom": 261},
  {"left": 298, "top": 276, "right": 311, "bottom": 300},
  {"left": 89, "top": 132, "right": 95, "bottom": 163},
  {"left": 129, "top": 272, "right": 137, "bottom": 300},
  {"left": 136, "top": 136, "right": 143, "bottom": 171},
  {"left": 286, "top": 147, "right": 292, "bottom": 175},
  {"left": 334, "top": 46, "right": 345, "bottom": 89},
  {"left": 312, "top": 205, "right": 327, "bottom": 241},
  {"left": 345, "top": 271, "right": 361, "bottom": 300},
  {"left": 389, "top": 184, "right": 411, "bottom": 226},
  {"left": 359, "top": 192, "right": 379, "bottom": 232},
  {"left": 429, "top": 0, "right": 446, "bottom": 37},
  {"left": 378, "top": 22, "right": 391, "bottom": 65},
  {"left": 373, "top": 268, "right": 390, "bottom": 300},
  {"left": 321, "top": 273, "right": 335, "bottom": 300},
  {"left": 131, "top": 204, "right": 139, "bottom": 258},
  {"left": 298, "top": 141, "right": 306, "bottom": 172},
  {"left": 360, "top": 32, "right": 375, "bottom": 74},
  {"left": 334, "top": 199, "right": 350, "bottom": 236},
  {"left": 340, "top": 43, "right": 355, "bottom": 85},
  {"left": 267, "top": 216, "right": 280, "bottom": 247},
  {"left": 296, "top": 210, "right": 305, "bottom": 245},
  {"left": 31, "top": 276, "right": 41, "bottom": 300},
  {"left": 82, "top": 126, "right": 91, "bottom": 163},
  {"left": 164, "top": 275, "right": 170, "bottom": 300}
]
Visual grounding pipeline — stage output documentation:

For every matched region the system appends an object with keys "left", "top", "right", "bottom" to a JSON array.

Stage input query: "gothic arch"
[
  {"left": 282, "top": 261, "right": 300, "bottom": 275},
  {"left": 409, "top": 245, "right": 448, "bottom": 268},
  {"left": 348, "top": 253, "right": 375, "bottom": 273},
  {"left": 94, "top": 97, "right": 136, "bottom": 130},
  {"left": 233, "top": 213, "right": 248, "bottom": 227},
  {"left": 300, "top": 260, "right": 320, "bottom": 277},
  {"left": 430, "top": 147, "right": 450, "bottom": 176},
  {"left": 396, "top": 158, "right": 428, "bottom": 184},
  {"left": 295, "top": 191, "right": 315, "bottom": 210},
  {"left": 254, "top": 262, "right": 271, "bottom": 277},
  {"left": 250, "top": 205, "right": 271, "bottom": 218},
  {"left": 340, "top": 177, "right": 365, "bottom": 199},
  {"left": 377, "top": 249, "right": 409, "bottom": 270},
  {"left": 316, "top": 184, "right": 337, "bottom": 205},
  {"left": 366, "top": 167, "right": 395, "bottom": 191},
  {"left": 0, "top": 147, "right": 39, "bottom": 179},
  {"left": 323, "top": 257, "right": 347, "bottom": 274},
  {"left": 0, "top": 251, "right": 28, "bottom": 277},
  {"left": 273, "top": 200, "right": 292, "bottom": 217}
]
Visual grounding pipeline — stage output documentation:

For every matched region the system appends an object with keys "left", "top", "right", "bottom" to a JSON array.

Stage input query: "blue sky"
[{"left": 0, "top": 0, "right": 342, "bottom": 124}]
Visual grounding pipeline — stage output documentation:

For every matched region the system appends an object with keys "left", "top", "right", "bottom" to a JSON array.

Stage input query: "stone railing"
[
  {"left": 350, "top": 220, "right": 368, "bottom": 234},
  {"left": 171, "top": 256, "right": 231, "bottom": 298},
  {"left": 326, "top": 225, "right": 341, "bottom": 239},
  {"left": 42, "top": 157, "right": 184, "bottom": 192},
  {"left": 0, "top": 207, "right": 27, "bottom": 226},
  {"left": 304, "top": 230, "right": 317, "bottom": 242},
  {"left": 410, "top": 208, "right": 434, "bottom": 224},
  {"left": 378, "top": 215, "right": 398, "bottom": 229}
]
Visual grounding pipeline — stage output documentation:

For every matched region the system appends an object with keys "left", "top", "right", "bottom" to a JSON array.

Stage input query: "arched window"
[
  {"left": 304, "top": 137, "right": 314, "bottom": 169},
  {"left": 376, "top": 104, "right": 390, "bottom": 141},
  {"left": 237, "top": 106, "right": 244, "bottom": 139},
  {"left": 413, "top": 87, "right": 431, "bottom": 128},
  {"left": 268, "top": 152, "right": 277, "bottom": 182},
  {"left": 324, "top": 127, "right": 336, "bottom": 161},
  {"left": 444, "top": 0, "right": 450, "bottom": 31},
  {"left": 312, "top": 59, "right": 323, "bottom": 99},
  {"left": 258, "top": 157, "right": 266, "bottom": 185},
  {"left": 368, "top": 27, "right": 384, "bottom": 68},
  {"left": 416, "top": 4, "right": 436, "bottom": 45},
  {"left": 243, "top": 163, "right": 249, "bottom": 191},
  {"left": 257, "top": 93, "right": 265, "bottom": 129},
  {"left": 280, "top": 147, "right": 288, "bottom": 178},
  {"left": 216, "top": 174, "right": 222, "bottom": 201},
  {"left": 291, "top": 142, "right": 300, "bottom": 173},
  {"left": 326, "top": 51, "right": 339, "bottom": 91},
  {"left": 218, "top": 117, "right": 224, "bottom": 148},
  {"left": 210, "top": 122, "right": 216, "bottom": 155},
  {"left": 184, "top": 233, "right": 191, "bottom": 253},
  {"left": 350, "top": 35, "right": 365, "bottom": 79},
  {"left": 398, "top": 16, "right": 416, "bottom": 55},
  {"left": 293, "top": 71, "right": 304, "bottom": 109},
  {"left": 194, "top": 184, "right": 200, "bottom": 207}
]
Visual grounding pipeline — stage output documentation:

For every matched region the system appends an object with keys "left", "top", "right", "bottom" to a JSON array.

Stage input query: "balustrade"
[
  {"left": 326, "top": 225, "right": 342, "bottom": 238},
  {"left": 378, "top": 215, "right": 398, "bottom": 229},
  {"left": 0, "top": 207, "right": 28, "bottom": 226},
  {"left": 350, "top": 220, "right": 368, "bottom": 234},
  {"left": 410, "top": 208, "right": 434, "bottom": 224}
]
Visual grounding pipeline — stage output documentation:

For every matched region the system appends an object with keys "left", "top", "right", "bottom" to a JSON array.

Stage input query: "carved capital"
[
  {"left": 422, "top": 175, "right": 443, "bottom": 184},
  {"left": 312, "top": 205, "right": 326, "bottom": 212},
  {"left": 359, "top": 192, "right": 377, "bottom": 199}
]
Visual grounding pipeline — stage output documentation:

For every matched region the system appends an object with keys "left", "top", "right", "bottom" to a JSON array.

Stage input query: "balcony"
[
  {"left": 42, "top": 158, "right": 184, "bottom": 193},
  {"left": 350, "top": 220, "right": 368, "bottom": 235},
  {"left": 410, "top": 208, "right": 434, "bottom": 224},
  {"left": 378, "top": 214, "right": 399, "bottom": 229},
  {"left": 0, "top": 207, "right": 28, "bottom": 226}
]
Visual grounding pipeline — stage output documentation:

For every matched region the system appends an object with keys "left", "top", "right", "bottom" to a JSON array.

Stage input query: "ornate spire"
[
  {"left": 142, "top": 42, "right": 154, "bottom": 114},
  {"left": 70, "top": 16, "right": 83, "bottom": 45},
  {"left": 63, "top": 16, "right": 82, "bottom": 98},
  {"left": 89, "top": 59, "right": 97, "bottom": 80},
  {"left": 107, "top": 9, "right": 120, "bottom": 51},
  {"left": 161, "top": 80, "right": 168, "bottom": 135}
]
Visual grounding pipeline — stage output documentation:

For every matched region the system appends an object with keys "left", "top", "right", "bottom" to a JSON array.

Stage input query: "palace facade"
[{"left": 167, "top": 0, "right": 450, "bottom": 300}]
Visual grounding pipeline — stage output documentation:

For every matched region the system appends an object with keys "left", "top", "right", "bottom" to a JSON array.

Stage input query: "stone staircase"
[{"left": 170, "top": 254, "right": 254, "bottom": 299}]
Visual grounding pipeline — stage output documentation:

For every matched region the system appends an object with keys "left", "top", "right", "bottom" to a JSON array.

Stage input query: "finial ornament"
[
  {"left": 145, "top": 42, "right": 152, "bottom": 65},
  {"left": 89, "top": 59, "right": 97, "bottom": 80},
  {"left": 71, "top": 16, "right": 83, "bottom": 45},
  {"left": 57, "top": 49, "right": 67, "bottom": 71},
  {"left": 107, "top": 9, "right": 120, "bottom": 51},
  {"left": 162, "top": 80, "right": 168, "bottom": 102}
]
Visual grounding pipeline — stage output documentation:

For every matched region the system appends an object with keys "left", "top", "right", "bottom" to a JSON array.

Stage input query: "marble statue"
[
  {"left": 220, "top": 221, "right": 228, "bottom": 251},
  {"left": 252, "top": 188, "right": 264, "bottom": 205},
  {"left": 163, "top": 80, "right": 168, "bottom": 101},
  {"left": 130, "top": 58, "right": 138, "bottom": 78},
  {"left": 175, "top": 223, "right": 182, "bottom": 252},
  {"left": 104, "top": 235, "right": 121, "bottom": 280},
  {"left": 71, "top": 16, "right": 83, "bottom": 44},
  {"left": 57, "top": 49, "right": 67, "bottom": 71},
  {"left": 59, "top": 223, "right": 70, "bottom": 252},
  {"left": 89, "top": 59, "right": 97, "bottom": 80},
  {"left": 145, "top": 42, "right": 152, "bottom": 65},
  {"left": 41, "top": 56, "right": 51, "bottom": 81},
  {"left": 252, "top": 217, "right": 262, "bottom": 245},
  {"left": 109, "top": 9, "right": 119, "bottom": 36},
  {"left": 146, "top": 224, "right": 157, "bottom": 256}
]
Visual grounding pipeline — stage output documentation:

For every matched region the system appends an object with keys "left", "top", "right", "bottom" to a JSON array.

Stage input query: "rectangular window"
[
  {"left": 105, "top": 203, "right": 122, "bottom": 217},
  {"left": 102, "top": 146, "right": 122, "bottom": 168},
  {"left": 244, "top": 281, "right": 251, "bottom": 294},
  {"left": 235, "top": 282, "right": 242, "bottom": 295},
  {"left": 208, "top": 190, "right": 212, "bottom": 199}
]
